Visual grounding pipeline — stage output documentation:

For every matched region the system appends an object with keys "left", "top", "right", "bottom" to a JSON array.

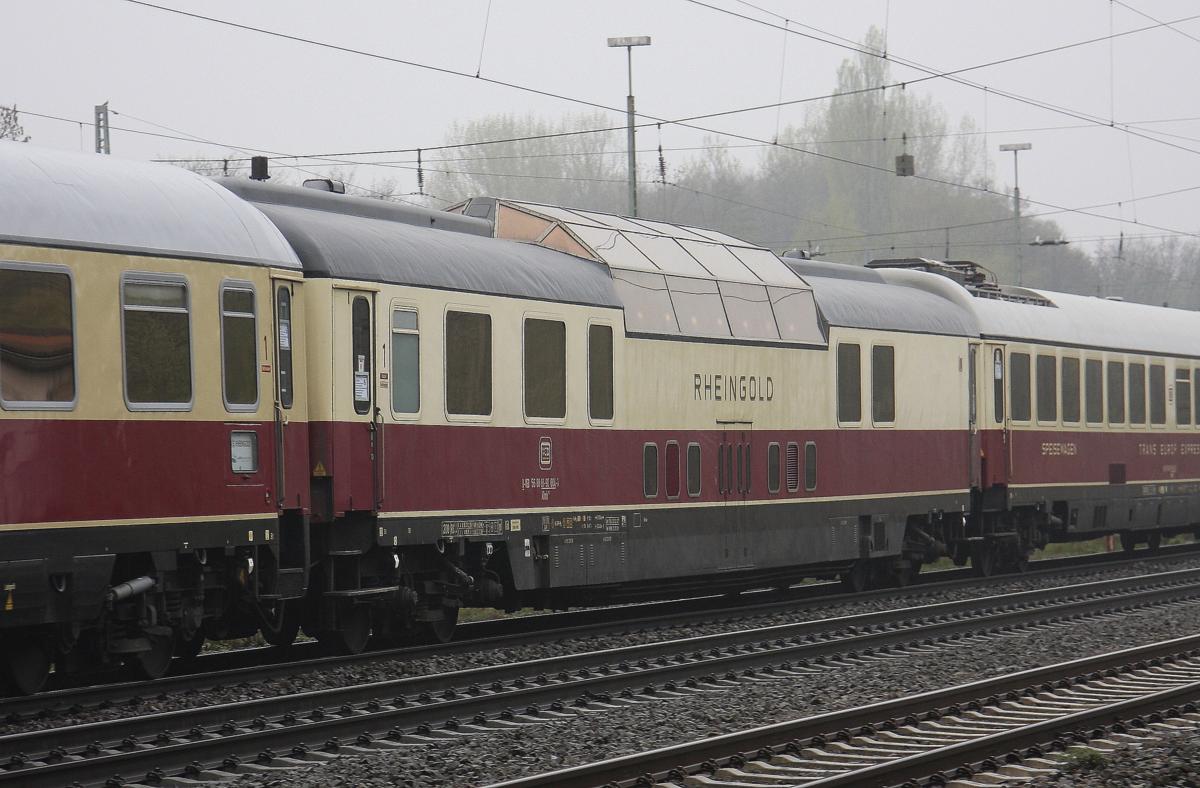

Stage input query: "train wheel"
[
  {"left": 320, "top": 604, "right": 371, "bottom": 655},
  {"left": 131, "top": 632, "right": 174, "bottom": 680},
  {"left": 891, "top": 563, "right": 918, "bottom": 588},
  {"left": 174, "top": 629, "right": 205, "bottom": 661},
  {"left": 421, "top": 606, "right": 459, "bottom": 644},
  {"left": 1146, "top": 531, "right": 1163, "bottom": 552},
  {"left": 839, "top": 561, "right": 869, "bottom": 593},
  {"left": 971, "top": 543, "right": 997, "bottom": 577},
  {"left": 1119, "top": 531, "right": 1138, "bottom": 553},
  {"left": 1, "top": 638, "right": 50, "bottom": 695},
  {"left": 260, "top": 601, "right": 300, "bottom": 648}
]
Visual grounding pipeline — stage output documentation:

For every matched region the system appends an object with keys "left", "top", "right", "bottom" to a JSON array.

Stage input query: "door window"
[
  {"left": 276, "top": 286, "right": 293, "bottom": 409},
  {"left": 351, "top": 296, "right": 372, "bottom": 415}
]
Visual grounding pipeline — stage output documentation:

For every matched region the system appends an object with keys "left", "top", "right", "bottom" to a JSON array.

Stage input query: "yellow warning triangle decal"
[{"left": 313, "top": 461, "right": 328, "bottom": 477}]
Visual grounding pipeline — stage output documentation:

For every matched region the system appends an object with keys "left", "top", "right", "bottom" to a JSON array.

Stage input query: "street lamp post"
[
  {"left": 607, "top": 35, "right": 651, "bottom": 217},
  {"left": 999, "top": 142, "right": 1032, "bottom": 286}
]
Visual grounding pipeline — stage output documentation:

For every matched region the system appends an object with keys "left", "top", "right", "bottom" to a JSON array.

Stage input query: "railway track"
[
  {"left": 3, "top": 565, "right": 1200, "bottom": 787},
  {"left": 5, "top": 542, "right": 1195, "bottom": 721},
  {"left": 497, "top": 635, "right": 1200, "bottom": 788}
]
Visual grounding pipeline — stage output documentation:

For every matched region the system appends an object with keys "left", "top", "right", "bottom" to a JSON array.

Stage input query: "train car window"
[
  {"left": 687, "top": 443, "right": 701, "bottom": 497},
  {"left": 718, "top": 281, "right": 780, "bottom": 340},
  {"left": 612, "top": 270, "right": 678, "bottom": 334},
  {"left": 523, "top": 318, "right": 566, "bottom": 419},
  {"left": 1085, "top": 359, "right": 1103, "bottom": 423},
  {"left": 1061, "top": 357, "right": 1080, "bottom": 424},
  {"left": 666, "top": 277, "right": 730, "bottom": 338},
  {"left": 391, "top": 308, "right": 420, "bottom": 414},
  {"left": 1150, "top": 364, "right": 1166, "bottom": 425},
  {"left": 767, "top": 443, "right": 781, "bottom": 493},
  {"left": 992, "top": 348, "right": 1004, "bottom": 423},
  {"left": 643, "top": 443, "right": 659, "bottom": 498},
  {"left": 1106, "top": 361, "right": 1125, "bottom": 424},
  {"left": 1009, "top": 352, "right": 1031, "bottom": 422},
  {"left": 665, "top": 441, "right": 681, "bottom": 498},
  {"left": 1036, "top": 354, "right": 1056, "bottom": 423},
  {"left": 589, "top": 324, "right": 614, "bottom": 421},
  {"left": 1176, "top": 368, "right": 1192, "bottom": 426},
  {"left": 1194, "top": 370, "right": 1200, "bottom": 429},
  {"left": 351, "top": 297, "right": 372, "bottom": 415},
  {"left": 122, "top": 276, "right": 192, "bottom": 408},
  {"left": 786, "top": 442, "right": 800, "bottom": 493},
  {"left": 445, "top": 310, "right": 492, "bottom": 416},
  {"left": 804, "top": 441, "right": 817, "bottom": 491},
  {"left": 220, "top": 284, "right": 258, "bottom": 411},
  {"left": 837, "top": 343, "right": 862, "bottom": 423},
  {"left": 871, "top": 345, "right": 895, "bottom": 424},
  {"left": 0, "top": 265, "right": 75, "bottom": 408},
  {"left": 276, "top": 287, "right": 293, "bottom": 409},
  {"left": 1127, "top": 363, "right": 1146, "bottom": 425}
]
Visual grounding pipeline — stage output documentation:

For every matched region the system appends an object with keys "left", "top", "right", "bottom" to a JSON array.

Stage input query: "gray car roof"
[
  {"left": 786, "top": 259, "right": 978, "bottom": 337},
  {"left": 0, "top": 143, "right": 300, "bottom": 268},
  {"left": 225, "top": 180, "right": 622, "bottom": 309}
]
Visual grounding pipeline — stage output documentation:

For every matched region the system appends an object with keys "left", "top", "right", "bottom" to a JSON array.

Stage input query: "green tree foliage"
[{"left": 0, "top": 104, "right": 30, "bottom": 143}]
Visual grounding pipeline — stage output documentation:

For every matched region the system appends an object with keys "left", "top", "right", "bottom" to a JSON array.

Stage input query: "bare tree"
[{"left": 0, "top": 105, "right": 30, "bottom": 142}]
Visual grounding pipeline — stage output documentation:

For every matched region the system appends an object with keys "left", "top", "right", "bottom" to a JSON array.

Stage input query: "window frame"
[
  {"left": 120, "top": 271, "right": 194, "bottom": 413},
  {"left": 767, "top": 441, "right": 781, "bottom": 494},
  {"left": 1175, "top": 365, "right": 1192, "bottom": 427},
  {"left": 1085, "top": 357, "right": 1104, "bottom": 425},
  {"left": 1128, "top": 361, "right": 1146, "bottom": 426},
  {"left": 1107, "top": 359, "right": 1126, "bottom": 426},
  {"left": 836, "top": 341, "right": 862, "bottom": 426},
  {"left": 443, "top": 306, "right": 493, "bottom": 422},
  {"left": 587, "top": 319, "right": 616, "bottom": 426},
  {"left": 521, "top": 313, "right": 568, "bottom": 424},
  {"left": 1060, "top": 355, "right": 1080, "bottom": 425},
  {"left": 870, "top": 344, "right": 896, "bottom": 426},
  {"left": 686, "top": 442, "right": 702, "bottom": 498},
  {"left": 389, "top": 302, "right": 421, "bottom": 419},
  {"left": 1149, "top": 362, "right": 1167, "bottom": 427},
  {"left": 275, "top": 284, "right": 294, "bottom": 410},
  {"left": 1035, "top": 352, "right": 1057, "bottom": 425},
  {"left": 219, "top": 279, "right": 259, "bottom": 414},
  {"left": 804, "top": 441, "right": 818, "bottom": 491},
  {"left": 1009, "top": 350, "right": 1032, "bottom": 424},
  {"left": 643, "top": 442, "right": 659, "bottom": 498},
  {"left": 0, "top": 261, "right": 79, "bottom": 412}
]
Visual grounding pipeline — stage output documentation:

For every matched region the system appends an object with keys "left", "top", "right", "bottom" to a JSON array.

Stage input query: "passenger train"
[{"left": 2, "top": 142, "right": 1198, "bottom": 694}]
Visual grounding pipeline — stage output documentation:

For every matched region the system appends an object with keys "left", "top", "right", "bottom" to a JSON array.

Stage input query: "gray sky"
[{"left": 6, "top": 0, "right": 1200, "bottom": 251}]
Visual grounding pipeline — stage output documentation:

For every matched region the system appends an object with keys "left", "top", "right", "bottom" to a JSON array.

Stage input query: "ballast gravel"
[
  {"left": 3, "top": 553, "right": 1200, "bottom": 737},
  {"left": 1032, "top": 728, "right": 1200, "bottom": 786},
  {"left": 212, "top": 565, "right": 1200, "bottom": 787}
]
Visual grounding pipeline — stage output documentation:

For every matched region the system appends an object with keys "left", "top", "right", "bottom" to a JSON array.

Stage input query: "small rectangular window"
[
  {"left": 1128, "top": 363, "right": 1146, "bottom": 425},
  {"left": 767, "top": 443, "right": 781, "bottom": 493},
  {"left": 686, "top": 443, "right": 701, "bottom": 497},
  {"left": 1035, "top": 354, "right": 1056, "bottom": 422},
  {"left": 524, "top": 318, "right": 566, "bottom": 419},
  {"left": 446, "top": 311, "right": 492, "bottom": 416},
  {"left": 1150, "top": 364, "right": 1166, "bottom": 425},
  {"left": 665, "top": 441, "right": 680, "bottom": 498},
  {"left": 804, "top": 441, "right": 817, "bottom": 491},
  {"left": 391, "top": 308, "right": 420, "bottom": 414},
  {"left": 837, "top": 343, "right": 861, "bottom": 423},
  {"left": 1010, "top": 352, "right": 1031, "bottom": 422},
  {"left": 589, "top": 324, "right": 614, "bottom": 421},
  {"left": 1107, "top": 361, "right": 1125, "bottom": 424},
  {"left": 351, "top": 296, "right": 372, "bottom": 415},
  {"left": 785, "top": 442, "right": 800, "bottom": 493},
  {"left": 276, "top": 286, "right": 294, "bottom": 409},
  {"left": 992, "top": 348, "right": 1005, "bottom": 423},
  {"left": 1086, "top": 359, "right": 1103, "bottom": 423},
  {"left": 0, "top": 266, "right": 75, "bottom": 407},
  {"left": 221, "top": 284, "right": 257, "bottom": 410},
  {"left": 1061, "top": 357, "right": 1080, "bottom": 423},
  {"left": 872, "top": 345, "right": 895, "bottom": 423},
  {"left": 1176, "top": 368, "right": 1192, "bottom": 426},
  {"left": 643, "top": 443, "right": 658, "bottom": 498},
  {"left": 123, "top": 276, "right": 192, "bottom": 407}
]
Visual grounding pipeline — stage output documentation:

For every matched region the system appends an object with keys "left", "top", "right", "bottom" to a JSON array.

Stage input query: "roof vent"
[{"left": 302, "top": 178, "right": 346, "bottom": 194}]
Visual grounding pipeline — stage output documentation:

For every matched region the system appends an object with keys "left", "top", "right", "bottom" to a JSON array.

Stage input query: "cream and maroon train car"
[
  {"left": 0, "top": 144, "right": 310, "bottom": 692},
  {"left": 970, "top": 281, "right": 1200, "bottom": 556}
]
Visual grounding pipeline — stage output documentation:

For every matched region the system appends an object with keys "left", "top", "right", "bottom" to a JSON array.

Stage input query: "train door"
[
  {"left": 271, "top": 277, "right": 307, "bottom": 510},
  {"left": 982, "top": 344, "right": 1010, "bottom": 489},
  {"left": 333, "top": 286, "right": 380, "bottom": 513},
  {"left": 967, "top": 342, "right": 981, "bottom": 490},
  {"left": 717, "top": 420, "right": 753, "bottom": 569}
]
